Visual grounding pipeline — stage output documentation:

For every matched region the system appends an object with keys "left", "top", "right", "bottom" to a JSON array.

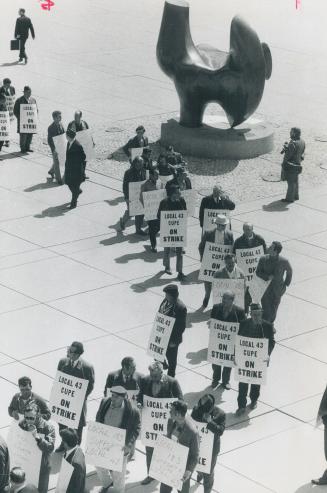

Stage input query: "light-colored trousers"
[{"left": 96, "top": 455, "right": 128, "bottom": 493}]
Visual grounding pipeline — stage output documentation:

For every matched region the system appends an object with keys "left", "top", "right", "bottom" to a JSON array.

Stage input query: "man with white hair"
[{"left": 199, "top": 186, "right": 235, "bottom": 230}]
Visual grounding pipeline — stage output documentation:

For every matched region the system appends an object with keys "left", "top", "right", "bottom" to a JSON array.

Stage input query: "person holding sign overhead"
[
  {"left": 191, "top": 394, "right": 225, "bottom": 493},
  {"left": 95, "top": 386, "right": 141, "bottom": 492},
  {"left": 159, "top": 284, "right": 187, "bottom": 378},
  {"left": 120, "top": 156, "right": 147, "bottom": 235},
  {"left": 199, "top": 215, "right": 234, "bottom": 308},
  {"left": 60, "top": 428, "right": 86, "bottom": 493},
  {"left": 199, "top": 186, "right": 235, "bottom": 231},
  {"left": 235, "top": 304, "right": 275, "bottom": 416},
  {"left": 55, "top": 341, "right": 95, "bottom": 451},
  {"left": 8, "top": 376, "right": 50, "bottom": 422},
  {"left": 160, "top": 400, "right": 199, "bottom": 493},
  {"left": 13, "top": 86, "right": 37, "bottom": 153},
  {"left": 19, "top": 404, "right": 55, "bottom": 493},
  {"left": 9, "top": 467, "right": 38, "bottom": 493},
  {"left": 123, "top": 125, "right": 148, "bottom": 159}
]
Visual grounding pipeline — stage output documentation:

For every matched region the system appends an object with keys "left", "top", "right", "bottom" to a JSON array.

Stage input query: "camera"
[{"left": 280, "top": 142, "right": 288, "bottom": 154}]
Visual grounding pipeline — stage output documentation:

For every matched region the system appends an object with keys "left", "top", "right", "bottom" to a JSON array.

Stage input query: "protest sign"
[
  {"left": 147, "top": 312, "right": 175, "bottom": 362},
  {"left": 149, "top": 434, "right": 188, "bottom": 490},
  {"left": 191, "top": 420, "right": 214, "bottom": 474},
  {"left": 55, "top": 458, "right": 74, "bottom": 493},
  {"left": 7, "top": 421, "right": 42, "bottom": 486},
  {"left": 236, "top": 246, "right": 264, "bottom": 283},
  {"left": 181, "top": 189, "right": 196, "bottom": 216},
  {"left": 141, "top": 396, "right": 176, "bottom": 446},
  {"left": 159, "top": 210, "right": 187, "bottom": 247},
  {"left": 143, "top": 189, "right": 167, "bottom": 221},
  {"left": 203, "top": 209, "right": 231, "bottom": 232},
  {"left": 5, "top": 94, "right": 15, "bottom": 121},
  {"left": 129, "top": 181, "right": 146, "bottom": 216},
  {"left": 20, "top": 104, "right": 38, "bottom": 133},
  {"left": 53, "top": 133, "right": 67, "bottom": 177},
  {"left": 76, "top": 129, "right": 95, "bottom": 161},
  {"left": 234, "top": 335, "right": 268, "bottom": 385},
  {"left": 208, "top": 319, "right": 239, "bottom": 368},
  {"left": 199, "top": 242, "right": 233, "bottom": 282},
  {"left": 130, "top": 147, "right": 144, "bottom": 161},
  {"left": 0, "top": 111, "right": 10, "bottom": 140},
  {"left": 212, "top": 278, "right": 245, "bottom": 308},
  {"left": 49, "top": 370, "right": 88, "bottom": 428},
  {"left": 159, "top": 174, "right": 173, "bottom": 185},
  {"left": 106, "top": 388, "right": 139, "bottom": 402},
  {"left": 248, "top": 273, "right": 271, "bottom": 303},
  {"left": 85, "top": 421, "right": 126, "bottom": 471}
]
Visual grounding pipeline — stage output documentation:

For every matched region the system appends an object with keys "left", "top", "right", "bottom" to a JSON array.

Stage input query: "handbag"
[
  {"left": 10, "top": 39, "right": 20, "bottom": 51},
  {"left": 285, "top": 161, "right": 302, "bottom": 175}
]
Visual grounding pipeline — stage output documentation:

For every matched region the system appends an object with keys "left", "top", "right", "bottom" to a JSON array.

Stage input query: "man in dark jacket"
[
  {"left": 95, "top": 386, "right": 141, "bottom": 491},
  {"left": 312, "top": 385, "right": 327, "bottom": 485},
  {"left": 165, "top": 166, "right": 192, "bottom": 195},
  {"left": 120, "top": 156, "right": 147, "bottom": 234},
  {"left": 160, "top": 400, "right": 199, "bottom": 493},
  {"left": 13, "top": 86, "right": 37, "bottom": 153},
  {"left": 199, "top": 186, "right": 235, "bottom": 230},
  {"left": 123, "top": 125, "right": 148, "bottom": 158},
  {"left": 137, "top": 361, "right": 183, "bottom": 486},
  {"left": 47, "top": 110, "right": 65, "bottom": 184},
  {"left": 64, "top": 129, "right": 86, "bottom": 209},
  {"left": 60, "top": 429, "right": 86, "bottom": 493},
  {"left": 56, "top": 341, "right": 95, "bottom": 450},
  {"left": 104, "top": 356, "right": 143, "bottom": 399},
  {"left": 8, "top": 376, "right": 50, "bottom": 421},
  {"left": 19, "top": 404, "right": 55, "bottom": 493},
  {"left": 0, "top": 435, "right": 9, "bottom": 493},
  {"left": 158, "top": 185, "right": 187, "bottom": 280},
  {"left": 159, "top": 284, "right": 187, "bottom": 377},
  {"left": 233, "top": 223, "right": 266, "bottom": 254},
  {"left": 191, "top": 394, "right": 225, "bottom": 493},
  {"left": 9, "top": 467, "right": 38, "bottom": 492},
  {"left": 141, "top": 167, "right": 161, "bottom": 252},
  {"left": 281, "top": 127, "right": 305, "bottom": 203},
  {"left": 236, "top": 304, "right": 275, "bottom": 415},
  {"left": 210, "top": 291, "right": 246, "bottom": 390},
  {"left": 14, "top": 9, "right": 35, "bottom": 63}
]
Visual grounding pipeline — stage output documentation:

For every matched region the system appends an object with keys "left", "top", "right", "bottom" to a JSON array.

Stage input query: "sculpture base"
[{"left": 160, "top": 116, "right": 274, "bottom": 160}]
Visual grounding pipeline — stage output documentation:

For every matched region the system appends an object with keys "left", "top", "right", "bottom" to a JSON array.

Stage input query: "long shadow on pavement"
[
  {"left": 100, "top": 231, "right": 149, "bottom": 246},
  {"left": 0, "top": 151, "right": 25, "bottom": 160},
  {"left": 25, "top": 180, "right": 59, "bottom": 192},
  {"left": 262, "top": 199, "right": 291, "bottom": 212},
  {"left": 115, "top": 246, "right": 163, "bottom": 264},
  {"left": 34, "top": 203, "right": 71, "bottom": 218},
  {"left": 130, "top": 271, "right": 173, "bottom": 293}
]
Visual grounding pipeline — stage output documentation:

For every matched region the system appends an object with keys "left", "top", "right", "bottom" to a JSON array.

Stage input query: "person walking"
[
  {"left": 13, "top": 86, "right": 37, "bottom": 153},
  {"left": 47, "top": 110, "right": 65, "bottom": 184},
  {"left": 120, "top": 156, "right": 147, "bottom": 235},
  {"left": 64, "top": 129, "right": 86, "bottom": 209},
  {"left": 14, "top": 9, "right": 35, "bottom": 64},
  {"left": 141, "top": 167, "right": 161, "bottom": 252}
]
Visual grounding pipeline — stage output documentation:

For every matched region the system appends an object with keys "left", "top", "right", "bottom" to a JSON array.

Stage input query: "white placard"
[
  {"left": 53, "top": 133, "right": 67, "bottom": 177},
  {"left": 199, "top": 242, "right": 233, "bottom": 282},
  {"left": 236, "top": 246, "right": 264, "bottom": 284},
  {"left": 207, "top": 319, "right": 239, "bottom": 368},
  {"left": 212, "top": 278, "right": 245, "bottom": 309},
  {"left": 181, "top": 189, "right": 196, "bottom": 217},
  {"left": 149, "top": 434, "right": 188, "bottom": 490},
  {"left": 141, "top": 396, "right": 176, "bottom": 446},
  {"left": 49, "top": 371, "right": 88, "bottom": 428},
  {"left": 55, "top": 458, "right": 74, "bottom": 493},
  {"left": 159, "top": 174, "right": 173, "bottom": 185},
  {"left": 76, "top": 129, "right": 95, "bottom": 161},
  {"left": 106, "top": 388, "right": 139, "bottom": 402},
  {"left": 248, "top": 273, "right": 271, "bottom": 304},
  {"left": 192, "top": 420, "right": 214, "bottom": 474},
  {"left": 234, "top": 335, "right": 268, "bottom": 385},
  {"left": 20, "top": 104, "right": 38, "bottom": 133},
  {"left": 147, "top": 312, "right": 175, "bottom": 362},
  {"left": 85, "top": 421, "right": 126, "bottom": 471},
  {"left": 0, "top": 111, "right": 10, "bottom": 140},
  {"left": 5, "top": 94, "right": 15, "bottom": 121},
  {"left": 130, "top": 147, "right": 144, "bottom": 161},
  {"left": 7, "top": 421, "right": 42, "bottom": 486},
  {"left": 203, "top": 209, "right": 231, "bottom": 232},
  {"left": 159, "top": 210, "right": 187, "bottom": 247},
  {"left": 129, "top": 181, "right": 146, "bottom": 216},
  {"left": 143, "top": 189, "right": 167, "bottom": 221}
]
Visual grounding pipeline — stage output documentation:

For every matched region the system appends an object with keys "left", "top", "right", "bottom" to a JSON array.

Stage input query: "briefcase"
[{"left": 10, "top": 39, "right": 20, "bottom": 51}]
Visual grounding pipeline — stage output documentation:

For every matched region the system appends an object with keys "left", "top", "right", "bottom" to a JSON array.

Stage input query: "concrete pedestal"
[{"left": 160, "top": 115, "right": 274, "bottom": 159}]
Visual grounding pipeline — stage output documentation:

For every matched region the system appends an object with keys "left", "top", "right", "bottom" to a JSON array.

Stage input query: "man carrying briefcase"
[{"left": 14, "top": 8, "right": 35, "bottom": 64}]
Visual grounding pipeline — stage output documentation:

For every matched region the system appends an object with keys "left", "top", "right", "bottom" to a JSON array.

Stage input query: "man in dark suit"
[
  {"left": 55, "top": 341, "right": 95, "bottom": 451},
  {"left": 8, "top": 375, "right": 50, "bottom": 421},
  {"left": 64, "top": 129, "right": 86, "bottom": 209},
  {"left": 47, "top": 111, "right": 65, "bottom": 184},
  {"left": 137, "top": 361, "right": 183, "bottom": 486},
  {"left": 120, "top": 156, "right": 147, "bottom": 234},
  {"left": 158, "top": 284, "right": 187, "bottom": 377},
  {"left": 60, "top": 429, "right": 86, "bottom": 493},
  {"left": 0, "top": 435, "right": 9, "bottom": 493},
  {"left": 210, "top": 291, "right": 246, "bottom": 390},
  {"left": 123, "top": 125, "right": 148, "bottom": 158},
  {"left": 104, "top": 356, "right": 143, "bottom": 398},
  {"left": 160, "top": 400, "right": 199, "bottom": 493},
  {"left": 9, "top": 467, "right": 38, "bottom": 492},
  {"left": 312, "top": 385, "right": 327, "bottom": 485},
  {"left": 14, "top": 9, "right": 35, "bottom": 64},
  {"left": 199, "top": 186, "right": 235, "bottom": 231},
  {"left": 95, "top": 386, "right": 141, "bottom": 491},
  {"left": 233, "top": 222, "right": 266, "bottom": 254},
  {"left": 13, "top": 86, "right": 37, "bottom": 153},
  {"left": 199, "top": 215, "right": 234, "bottom": 308}
]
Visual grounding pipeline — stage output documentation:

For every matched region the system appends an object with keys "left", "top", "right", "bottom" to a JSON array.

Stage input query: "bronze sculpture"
[{"left": 157, "top": 0, "right": 272, "bottom": 128}]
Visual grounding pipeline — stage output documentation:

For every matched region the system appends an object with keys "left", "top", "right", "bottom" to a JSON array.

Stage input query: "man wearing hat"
[
  {"left": 236, "top": 304, "right": 275, "bottom": 415},
  {"left": 199, "top": 214, "right": 234, "bottom": 308},
  {"left": 123, "top": 125, "right": 149, "bottom": 158},
  {"left": 199, "top": 186, "right": 235, "bottom": 231},
  {"left": 64, "top": 129, "right": 86, "bottom": 209},
  {"left": 159, "top": 284, "right": 187, "bottom": 377},
  {"left": 95, "top": 386, "right": 141, "bottom": 492},
  {"left": 55, "top": 342, "right": 95, "bottom": 451}
]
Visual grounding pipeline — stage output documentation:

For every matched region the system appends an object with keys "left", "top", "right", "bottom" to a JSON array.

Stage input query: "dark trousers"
[
  {"left": 38, "top": 466, "right": 50, "bottom": 493},
  {"left": 285, "top": 174, "right": 299, "bottom": 202},
  {"left": 0, "top": 141, "right": 3, "bottom": 152},
  {"left": 261, "top": 289, "right": 282, "bottom": 324},
  {"left": 166, "top": 344, "right": 179, "bottom": 377},
  {"left": 59, "top": 423, "right": 84, "bottom": 445},
  {"left": 67, "top": 183, "right": 81, "bottom": 207},
  {"left": 145, "top": 446, "right": 153, "bottom": 473},
  {"left": 201, "top": 451, "right": 219, "bottom": 493},
  {"left": 148, "top": 219, "right": 159, "bottom": 248},
  {"left": 238, "top": 382, "right": 260, "bottom": 409},
  {"left": 160, "top": 479, "right": 190, "bottom": 493},
  {"left": 121, "top": 204, "right": 144, "bottom": 232},
  {"left": 19, "top": 36, "right": 27, "bottom": 59},
  {"left": 212, "top": 364, "right": 232, "bottom": 385},
  {"left": 19, "top": 133, "right": 33, "bottom": 152}
]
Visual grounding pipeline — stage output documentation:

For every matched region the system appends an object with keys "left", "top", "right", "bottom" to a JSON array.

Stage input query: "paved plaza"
[{"left": 1, "top": 0, "right": 327, "bottom": 492}]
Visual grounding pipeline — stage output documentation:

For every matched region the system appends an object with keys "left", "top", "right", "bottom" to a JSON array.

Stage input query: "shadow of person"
[
  {"left": 0, "top": 151, "right": 24, "bottom": 160},
  {"left": 34, "top": 203, "right": 71, "bottom": 218},
  {"left": 184, "top": 384, "right": 214, "bottom": 408},
  {"left": 186, "top": 309, "right": 210, "bottom": 328},
  {"left": 100, "top": 231, "right": 149, "bottom": 247},
  {"left": 179, "top": 268, "right": 202, "bottom": 286},
  {"left": 115, "top": 247, "right": 163, "bottom": 265},
  {"left": 105, "top": 196, "right": 125, "bottom": 206},
  {"left": 25, "top": 179, "right": 59, "bottom": 192},
  {"left": 186, "top": 348, "right": 208, "bottom": 365},
  {"left": 0, "top": 61, "right": 20, "bottom": 66},
  {"left": 262, "top": 199, "right": 290, "bottom": 212},
  {"left": 294, "top": 482, "right": 322, "bottom": 492},
  {"left": 130, "top": 271, "right": 172, "bottom": 293},
  {"left": 126, "top": 479, "right": 159, "bottom": 492}
]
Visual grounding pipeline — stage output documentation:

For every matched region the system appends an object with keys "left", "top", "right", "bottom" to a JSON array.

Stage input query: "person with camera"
[{"left": 280, "top": 127, "right": 305, "bottom": 203}]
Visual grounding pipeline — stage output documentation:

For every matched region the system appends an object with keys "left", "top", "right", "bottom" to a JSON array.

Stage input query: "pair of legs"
[
  {"left": 166, "top": 344, "right": 179, "bottom": 377},
  {"left": 163, "top": 247, "right": 183, "bottom": 274},
  {"left": 203, "top": 281, "right": 212, "bottom": 307},
  {"left": 261, "top": 288, "right": 282, "bottom": 324},
  {"left": 38, "top": 466, "right": 50, "bottom": 493},
  {"left": 19, "top": 36, "right": 27, "bottom": 61},
  {"left": 212, "top": 364, "right": 232, "bottom": 387},
  {"left": 312, "top": 418, "right": 327, "bottom": 484},
  {"left": 67, "top": 183, "right": 82, "bottom": 208},
  {"left": 237, "top": 382, "right": 260, "bottom": 409},
  {"left": 0, "top": 141, "right": 3, "bottom": 160},
  {"left": 96, "top": 455, "right": 127, "bottom": 492},
  {"left": 285, "top": 173, "right": 299, "bottom": 202},
  {"left": 148, "top": 219, "right": 160, "bottom": 250},
  {"left": 19, "top": 133, "right": 33, "bottom": 152},
  {"left": 160, "top": 479, "right": 190, "bottom": 493},
  {"left": 48, "top": 150, "right": 63, "bottom": 184},
  {"left": 120, "top": 204, "right": 144, "bottom": 233},
  {"left": 198, "top": 450, "right": 219, "bottom": 493}
]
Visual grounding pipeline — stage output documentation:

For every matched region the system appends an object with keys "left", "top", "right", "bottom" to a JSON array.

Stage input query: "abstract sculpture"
[{"left": 157, "top": 0, "right": 272, "bottom": 128}]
